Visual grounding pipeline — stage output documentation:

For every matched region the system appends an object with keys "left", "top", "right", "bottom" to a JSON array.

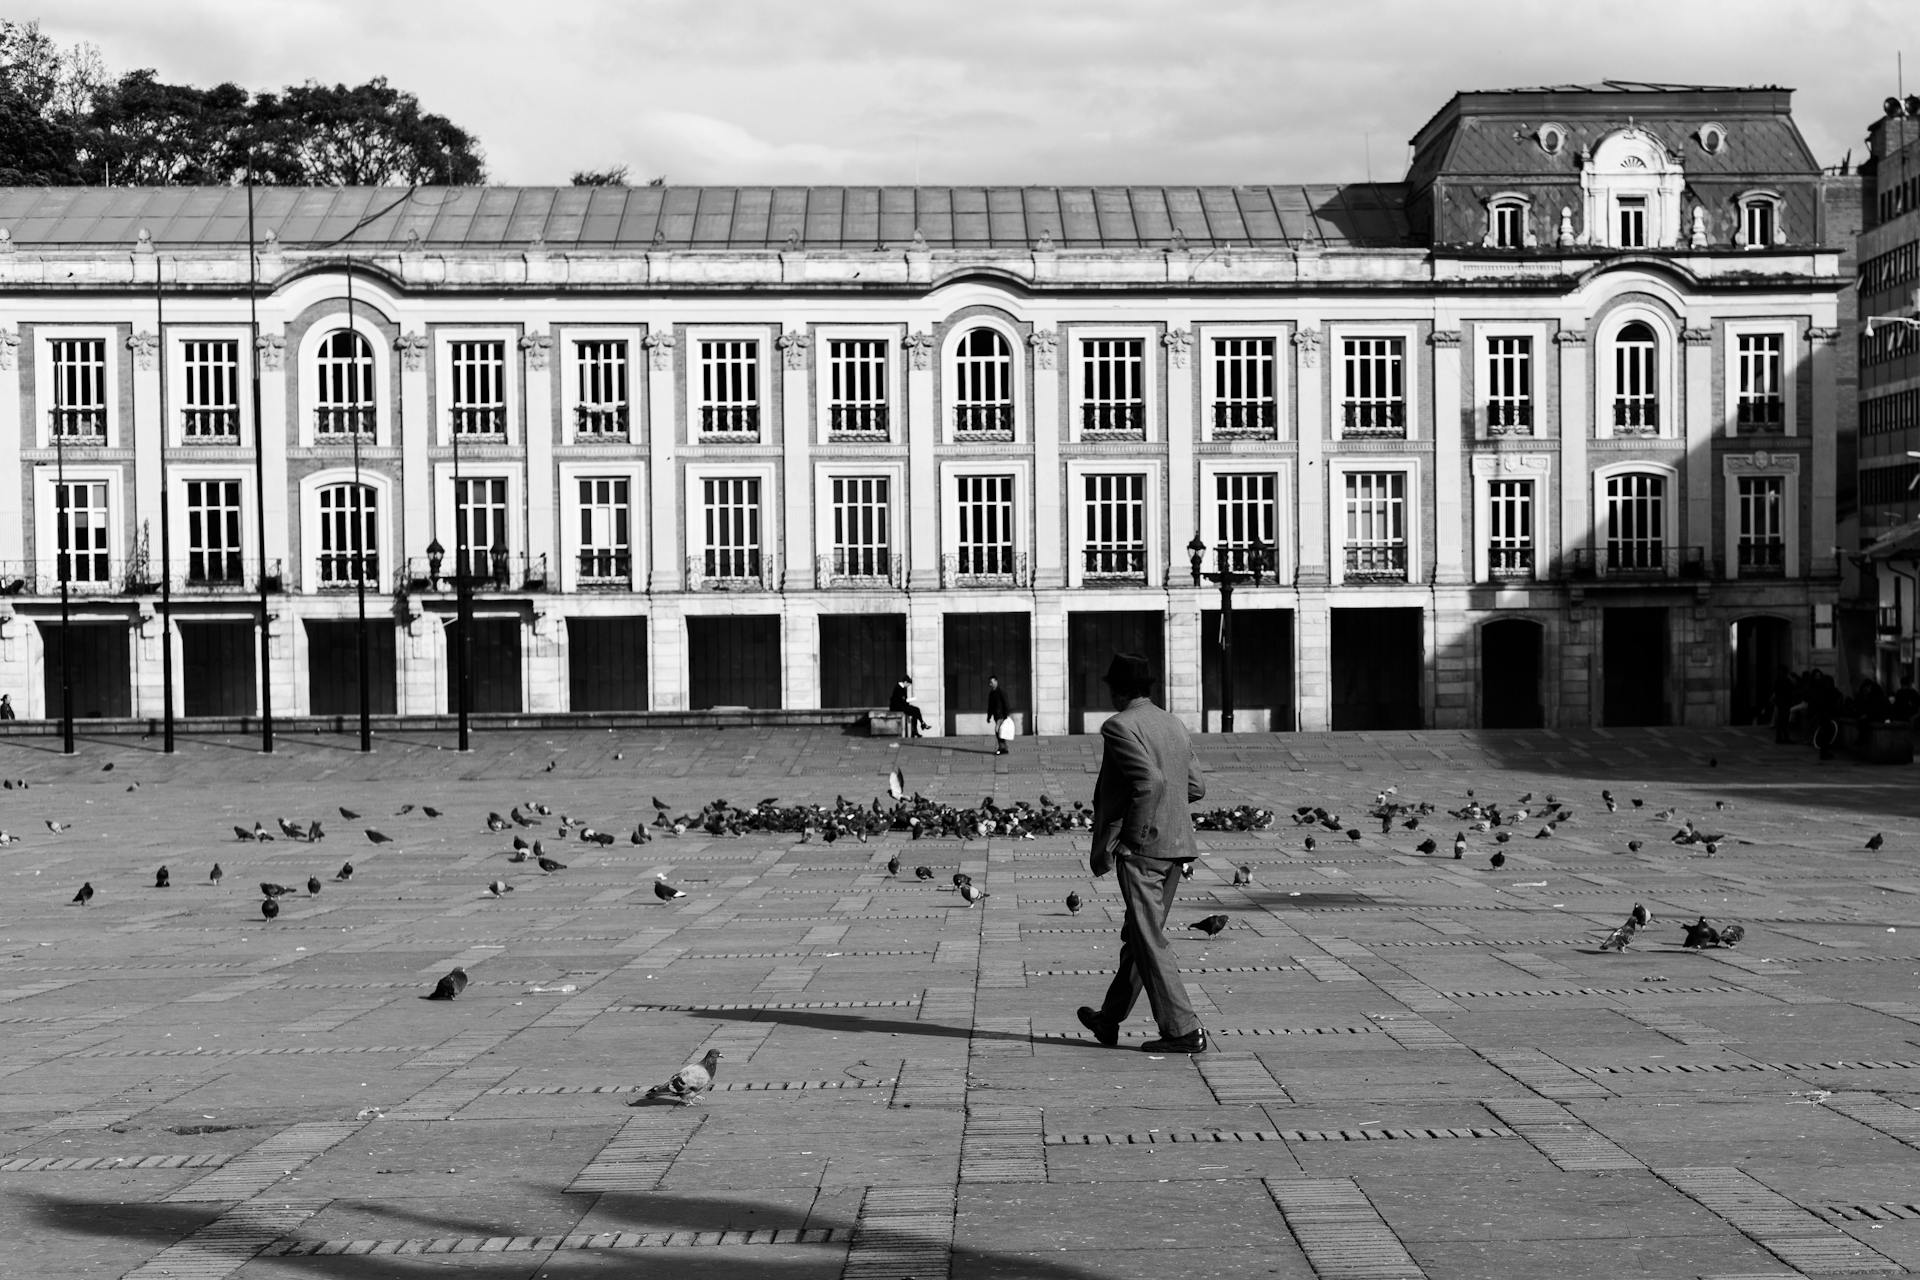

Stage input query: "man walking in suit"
[{"left": 1078, "top": 652, "right": 1209, "bottom": 1054}]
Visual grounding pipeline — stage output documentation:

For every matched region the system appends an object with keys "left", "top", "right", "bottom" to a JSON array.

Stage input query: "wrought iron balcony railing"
[
  {"left": 574, "top": 404, "right": 629, "bottom": 436},
  {"left": 699, "top": 404, "right": 760, "bottom": 436},
  {"left": 1487, "top": 401, "right": 1533, "bottom": 434},
  {"left": 576, "top": 549, "right": 632, "bottom": 586},
  {"left": 687, "top": 550, "right": 775, "bottom": 591},
  {"left": 1343, "top": 544, "right": 1408, "bottom": 582},
  {"left": 1081, "top": 403, "right": 1145, "bottom": 434},
  {"left": 1341, "top": 401, "right": 1407, "bottom": 438},
  {"left": 1736, "top": 539, "right": 1786, "bottom": 577},
  {"left": 405, "top": 551, "right": 548, "bottom": 592},
  {"left": 314, "top": 406, "right": 376, "bottom": 437},
  {"left": 1488, "top": 544, "right": 1534, "bottom": 579},
  {"left": 954, "top": 404, "right": 1014, "bottom": 435},
  {"left": 1612, "top": 399, "right": 1660, "bottom": 433},
  {"left": 0, "top": 557, "right": 285, "bottom": 595},
  {"left": 1735, "top": 399, "right": 1786, "bottom": 430},
  {"left": 1567, "top": 545, "right": 1706, "bottom": 580},
  {"left": 1083, "top": 546, "right": 1148, "bottom": 579},
  {"left": 1211, "top": 402, "right": 1277, "bottom": 437},
  {"left": 314, "top": 553, "right": 382, "bottom": 590},
  {"left": 941, "top": 549, "right": 1030, "bottom": 588},
  {"left": 819, "top": 549, "right": 903, "bottom": 588},
  {"left": 829, "top": 405, "right": 888, "bottom": 436},
  {"left": 182, "top": 407, "right": 242, "bottom": 441}
]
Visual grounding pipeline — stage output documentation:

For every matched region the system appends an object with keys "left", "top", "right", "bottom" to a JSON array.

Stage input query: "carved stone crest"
[
  {"left": 519, "top": 332, "right": 552, "bottom": 370},
  {"left": 127, "top": 330, "right": 157, "bottom": 371},
  {"left": 1805, "top": 327, "right": 1840, "bottom": 347},
  {"left": 1161, "top": 327, "right": 1191, "bottom": 369},
  {"left": 395, "top": 331, "right": 427, "bottom": 372},
  {"left": 1292, "top": 327, "right": 1321, "bottom": 368},
  {"left": 643, "top": 330, "right": 676, "bottom": 371},
  {"left": 255, "top": 332, "right": 286, "bottom": 372},
  {"left": 1553, "top": 329, "right": 1588, "bottom": 346},
  {"left": 904, "top": 330, "right": 934, "bottom": 372},
  {"left": 1028, "top": 328, "right": 1058, "bottom": 371},
  {"left": 1681, "top": 327, "right": 1713, "bottom": 346},
  {"left": 776, "top": 330, "right": 811, "bottom": 371},
  {"left": 1428, "top": 329, "right": 1462, "bottom": 348}
]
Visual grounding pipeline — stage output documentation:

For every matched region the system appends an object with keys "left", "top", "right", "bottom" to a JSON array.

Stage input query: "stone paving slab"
[{"left": 4, "top": 725, "right": 1920, "bottom": 1278}]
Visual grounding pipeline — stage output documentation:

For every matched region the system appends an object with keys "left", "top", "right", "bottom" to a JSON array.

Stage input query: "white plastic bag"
[{"left": 997, "top": 717, "right": 1017, "bottom": 742}]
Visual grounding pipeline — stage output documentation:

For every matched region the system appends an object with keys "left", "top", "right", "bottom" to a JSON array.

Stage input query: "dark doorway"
[
  {"left": 178, "top": 620, "right": 257, "bottom": 716},
  {"left": 1481, "top": 618, "right": 1545, "bottom": 728},
  {"left": 567, "top": 616, "right": 648, "bottom": 711},
  {"left": 1602, "top": 606, "right": 1668, "bottom": 726},
  {"left": 1330, "top": 608, "right": 1423, "bottom": 730},
  {"left": 445, "top": 616, "right": 523, "bottom": 713},
  {"left": 37, "top": 621, "right": 131, "bottom": 718},
  {"left": 1201, "top": 607, "right": 1294, "bottom": 730},
  {"left": 687, "top": 615, "right": 780, "bottom": 708},
  {"left": 1730, "top": 615, "right": 1792, "bottom": 725},
  {"left": 305, "top": 619, "right": 397, "bottom": 715},
  {"left": 943, "top": 612, "right": 1031, "bottom": 737},
  {"left": 820, "top": 614, "right": 906, "bottom": 708},
  {"left": 1068, "top": 611, "right": 1165, "bottom": 733}
]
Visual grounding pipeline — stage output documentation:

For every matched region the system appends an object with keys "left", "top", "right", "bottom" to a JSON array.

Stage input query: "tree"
[
  {"left": 571, "top": 164, "right": 630, "bottom": 186},
  {"left": 250, "top": 77, "right": 485, "bottom": 185},
  {"left": 80, "top": 70, "right": 253, "bottom": 185},
  {"left": 0, "top": 82, "right": 78, "bottom": 184},
  {"left": 0, "top": 19, "right": 101, "bottom": 182}
]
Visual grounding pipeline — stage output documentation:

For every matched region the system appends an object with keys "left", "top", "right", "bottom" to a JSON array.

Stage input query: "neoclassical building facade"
[{"left": 0, "top": 82, "right": 1850, "bottom": 733}]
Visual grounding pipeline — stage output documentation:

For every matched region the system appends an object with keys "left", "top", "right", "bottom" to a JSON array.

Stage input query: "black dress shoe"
[
  {"left": 1076, "top": 1006, "right": 1118, "bottom": 1047},
  {"left": 1139, "top": 1029, "right": 1207, "bottom": 1054}
]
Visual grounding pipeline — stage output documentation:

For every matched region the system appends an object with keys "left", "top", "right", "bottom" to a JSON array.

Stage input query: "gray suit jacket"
[{"left": 1090, "top": 697, "right": 1206, "bottom": 875}]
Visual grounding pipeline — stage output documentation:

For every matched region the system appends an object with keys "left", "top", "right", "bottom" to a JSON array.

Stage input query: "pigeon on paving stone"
[
  {"left": 425, "top": 967, "right": 468, "bottom": 1000},
  {"left": 335, "top": 862, "right": 353, "bottom": 881},
  {"left": 1682, "top": 917, "right": 1720, "bottom": 949},
  {"left": 71, "top": 881, "right": 93, "bottom": 905},
  {"left": 633, "top": 1049, "right": 722, "bottom": 1106},
  {"left": 1867, "top": 832, "right": 1885, "bottom": 851},
  {"left": 260, "top": 896, "right": 278, "bottom": 920},
  {"left": 1345, "top": 828, "right": 1362, "bottom": 842},
  {"left": 1416, "top": 837, "right": 1437, "bottom": 855},
  {"left": 1180, "top": 861, "right": 1194, "bottom": 880},
  {"left": 886, "top": 854, "right": 901, "bottom": 877},
  {"left": 307, "top": 876, "right": 322, "bottom": 896},
  {"left": 260, "top": 882, "right": 298, "bottom": 898},
  {"left": 631, "top": 826, "right": 650, "bottom": 845},
  {"left": 423, "top": 807, "right": 442, "bottom": 818},
  {"left": 1495, "top": 831, "right": 1511, "bottom": 844},
  {"left": 537, "top": 856, "right": 567, "bottom": 873},
  {"left": 959, "top": 882, "right": 988, "bottom": 906},
  {"left": 1232, "top": 864, "right": 1253, "bottom": 886},
  {"left": 277, "top": 818, "right": 305, "bottom": 841},
  {"left": 1627, "top": 840, "right": 1644, "bottom": 853},
  {"left": 1189, "top": 914, "right": 1230, "bottom": 936},
  {"left": 1452, "top": 833, "right": 1466, "bottom": 860},
  {"left": 653, "top": 874, "right": 685, "bottom": 900},
  {"left": 952, "top": 872, "right": 972, "bottom": 888},
  {"left": 488, "top": 880, "right": 513, "bottom": 897},
  {"left": 1066, "top": 891, "right": 1082, "bottom": 915},
  {"left": 1718, "top": 923, "right": 1746, "bottom": 947},
  {"left": 1304, "top": 836, "right": 1316, "bottom": 852},
  {"left": 512, "top": 807, "right": 538, "bottom": 827},
  {"left": 1599, "top": 904, "right": 1652, "bottom": 952},
  {"left": 210, "top": 863, "right": 224, "bottom": 886},
  {"left": 339, "top": 807, "right": 359, "bottom": 820},
  {"left": 307, "top": 821, "right": 325, "bottom": 842},
  {"left": 889, "top": 767, "right": 906, "bottom": 801},
  {"left": 1488, "top": 851, "right": 1506, "bottom": 869},
  {"left": 154, "top": 866, "right": 169, "bottom": 888},
  {"left": 45, "top": 820, "right": 69, "bottom": 834},
  {"left": 915, "top": 865, "right": 935, "bottom": 881},
  {"left": 394, "top": 805, "right": 414, "bottom": 816},
  {"left": 487, "top": 813, "right": 509, "bottom": 833},
  {"left": 364, "top": 829, "right": 393, "bottom": 845}
]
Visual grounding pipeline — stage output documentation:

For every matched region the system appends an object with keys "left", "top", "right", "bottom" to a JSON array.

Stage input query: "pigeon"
[
  {"left": 544, "top": 759, "right": 557, "bottom": 772},
  {"left": 339, "top": 807, "right": 359, "bottom": 820},
  {"left": 154, "top": 866, "right": 169, "bottom": 888},
  {"left": 1495, "top": 831, "right": 1511, "bottom": 844},
  {"left": 537, "top": 856, "right": 566, "bottom": 872},
  {"left": 959, "top": 882, "right": 988, "bottom": 906},
  {"left": 630, "top": 826, "right": 650, "bottom": 845},
  {"left": 1189, "top": 914, "right": 1230, "bottom": 936},
  {"left": 487, "top": 813, "right": 509, "bottom": 833},
  {"left": 1066, "top": 891, "right": 1082, "bottom": 915},
  {"left": 101, "top": 762, "right": 113, "bottom": 772},
  {"left": 260, "top": 896, "right": 278, "bottom": 920},
  {"left": 426, "top": 967, "right": 469, "bottom": 999},
  {"left": 1488, "top": 851, "right": 1506, "bottom": 869},
  {"left": 1303, "top": 836, "right": 1316, "bottom": 852},
  {"left": 1452, "top": 833, "right": 1466, "bottom": 860},
  {"left": 1180, "top": 861, "right": 1194, "bottom": 880},
  {"left": 335, "top": 862, "right": 354, "bottom": 881},
  {"left": 306, "top": 876, "right": 322, "bottom": 896},
  {"left": 888, "top": 767, "right": 905, "bottom": 801},
  {"left": 1631, "top": 798, "right": 1644, "bottom": 809},
  {"left": 395, "top": 804, "right": 415, "bottom": 816},
  {"left": 1867, "top": 832, "right": 1885, "bottom": 851},
  {"left": 653, "top": 875, "right": 686, "bottom": 900},
  {"left": 72, "top": 881, "right": 93, "bottom": 906},
  {"left": 1599, "top": 904, "right": 1651, "bottom": 952},
  {"left": 231, "top": 824, "right": 257, "bottom": 841},
  {"left": 1718, "top": 923, "right": 1746, "bottom": 947},
  {"left": 210, "top": 862, "right": 224, "bottom": 886},
  {"left": 1627, "top": 840, "right": 1644, "bottom": 853},
  {"left": 1681, "top": 917, "right": 1720, "bottom": 949},
  {"left": 487, "top": 880, "right": 513, "bottom": 896},
  {"left": 260, "top": 882, "right": 298, "bottom": 898},
  {"left": 277, "top": 818, "right": 305, "bottom": 840},
  {"left": 1415, "top": 837, "right": 1437, "bottom": 855},
  {"left": 45, "top": 820, "right": 69, "bottom": 834},
  {"left": 651, "top": 797, "right": 669, "bottom": 812},
  {"left": 952, "top": 872, "right": 972, "bottom": 888},
  {"left": 915, "top": 866, "right": 934, "bottom": 881},
  {"left": 1345, "top": 828, "right": 1362, "bottom": 842},
  {"left": 1232, "top": 864, "right": 1252, "bottom": 886},
  {"left": 306, "top": 820, "right": 325, "bottom": 842},
  {"left": 886, "top": 854, "right": 901, "bottom": 877},
  {"left": 364, "top": 829, "right": 393, "bottom": 845},
  {"left": 1602, "top": 789, "right": 1616, "bottom": 812},
  {"left": 633, "top": 1049, "right": 722, "bottom": 1106},
  {"left": 423, "top": 807, "right": 442, "bottom": 818},
  {"left": 512, "top": 807, "right": 538, "bottom": 827}
]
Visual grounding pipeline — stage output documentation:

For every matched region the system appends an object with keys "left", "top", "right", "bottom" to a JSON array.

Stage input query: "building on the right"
[{"left": 1856, "top": 93, "right": 1920, "bottom": 689}]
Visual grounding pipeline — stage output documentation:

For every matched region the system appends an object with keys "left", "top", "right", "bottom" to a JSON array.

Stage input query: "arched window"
[
  {"left": 1604, "top": 472, "right": 1666, "bottom": 572},
  {"left": 1486, "top": 198, "right": 1530, "bottom": 249},
  {"left": 1736, "top": 193, "right": 1782, "bottom": 249},
  {"left": 314, "top": 330, "right": 375, "bottom": 436},
  {"left": 952, "top": 328, "right": 1013, "bottom": 435},
  {"left": 316, "top": 483, "right": 378, "bottom": 587},
  {"left": 1612, "top": 321, "right": 1659, "bottom": 432}
]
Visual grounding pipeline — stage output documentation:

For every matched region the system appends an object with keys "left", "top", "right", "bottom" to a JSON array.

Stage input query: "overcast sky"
[{"left": 39, "top": 0, "right": 1920, "bottom": 186}]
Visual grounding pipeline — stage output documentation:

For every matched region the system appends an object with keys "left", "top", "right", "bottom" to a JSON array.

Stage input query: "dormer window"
[
  {"left": 1536, "top": 123, "right": 1567, "bottom": 156},
  {"left": 1483, "top": 195, "right": 1534, "bottom": 249},
  {"left": 1697, "top": 123, "right": 1727, "bottom": 155},
  {"left": 1735, "top": 191, "right": 1783, "bottom": 249},
  {"left": 1616, "top": 197, "right": 1647, "bottom": 248},
  {"left": 1580, "top": 127, "right": 1685, "bottom": 250}
]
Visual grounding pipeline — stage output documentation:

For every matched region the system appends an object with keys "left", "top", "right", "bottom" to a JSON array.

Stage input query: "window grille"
[
  {"left": 1082, "top": 473, "right": 1147, "bottom": 576},
  {"left": 54, "top": 480, "right": 111, "bottom": 583},
  {"left": 1613, "top": 322, "right": 1659, "bottom": 431},
  {"left": 1487, "top": 479, "right": 1533, "bottom": 577},
  {"left": 1604, "top": 472, "right": 1665, "bottom": 570},
  {"left": 454, "top": 477, "right": 510, "bottom": 580},
  {"left": 702, "top": 476, "right": 761, "bottom": 578},
  {"left": 1213, "top": 473, "right": 1276, "bottom": 573},
  {"left": 827, "top": 340, "right": 888, "bottom": 435},
  {"left": 449, "top": 340, "right": 507, "bottom": 436},
  {"left": 699, "top": 340, "right": 759, "bottom": 434},
  {"left": 577, "top": 477, "right": 631, "bottom": 582},
  {"left": 1211, "top": 337, "right": 1276, "bottom": 435},
  {"left": 315, "top": 330, "right": 375, "bottom": 436},
  {"left": 956, "top": 475, "right": 1016, "bottom": 577},
  {"left": 49, "top": 337, "right": 108, "bottom": 438},
  {"left": 1343, "top": 471, "right": 1407, "bottom": 580},
  {"left": 953, "top": 329, "right": 1014, "bottom": 434},
  {"left": 185, "top": 478, "right": 245, "bottom": 584},
  {"left": 181, "top": 339, "right": 241, "bottom": 439},
  {"left": 1486, "top": 336, "right": 1533, "bottom": 432},
  {"left": 574, "top": 340, "right": 630, "bottom": 435},
  {"left": 1341, "top": 338, "right": 1406, "bottom": 436},
  {"left": 1735, "top": 333, "right": 1785, "bottom": 429},
  {"left": 830, "top": 476, "right": 891, "bottom": 577},
  {"left": 1080, "top": 338, "right": 1145, "bottom": 432},
  {"left": 317, "top": 483, "right": 379, "bottom": 587}
]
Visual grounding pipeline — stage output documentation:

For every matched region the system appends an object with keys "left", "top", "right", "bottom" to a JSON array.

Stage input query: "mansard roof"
[{"left": 0, "top": 183, "right": 1415, "bottom": 252}]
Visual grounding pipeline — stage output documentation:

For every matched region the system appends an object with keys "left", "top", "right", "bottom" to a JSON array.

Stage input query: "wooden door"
[
  {"left": 819, "top": 614, "right": 906, "bottom": 708},
  {"left": 567, "top": 616, "right": 648, "bottom": 711},
  {"left": 686, "top": 615, "right": 780, "bottom": 708}
]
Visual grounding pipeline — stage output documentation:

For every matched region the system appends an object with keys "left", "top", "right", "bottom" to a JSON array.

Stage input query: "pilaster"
[
  {"left": 0, "top": 325, "right": 20, "bottom": 567},
  {"left": 1295, "top": 587, "right": 1330, "bottom": 730},
  {"left": 778, "top": 326, "right": 812, "bottom": 590},
  {"left": 397, "top": 328, "right": 430, "bottom": 564},
  {"left": 129, "top": 329, "right": 161, "bottom": 563},
  {"left": 782, "top": 598, "right": 818, "bottom": 709},
  {"left": 1292, "top": 326, "right": 1326, "bottom": 584},
  {"left": 906, "top": 328, "right": 938, "bottom": 591},
  {"left": 1554, "top": 329, "right": 1590, "bottom": 562},
  {"left": 1430, "top": 329, "right": 1464, "bottom": 582},
  {"left": 1166, "top": 603, "right": 1201, "bottom": 730},
  {"left": 1808, "top": 326, "right": 1840, "bottom": 577},
  {"left": 1682, "top": 324, "right": 1714, "bottom": 556},
  {"left": 255, "top": 329, "right": 289, "bottom": 576},
  {"left": 1031, "top": 327, "right": 1063, "bottom": 588},
  {"left": 644, "top": 327, "right": 679, "bottom": 592},
  {"left": 1164, "top": 323, "right": 1195, "bottom": 552},
  {"left": 1032, "top": 595, "right": 1066, "bottom": 736},
  {"left": 520, "top": 329, "right": 555, "bottom": 588}
]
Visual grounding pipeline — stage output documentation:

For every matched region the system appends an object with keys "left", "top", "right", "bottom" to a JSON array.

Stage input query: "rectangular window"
[
  {"left": 49, "top": 337, "right": 108, "bottom": 439},
  {"left": 185, "top": 479, "right": 245, "bottom": 584},
  {"left": 577, "top": 477, "right": 631, "bottom": 583},
  {"left": 1735, "top": 333, "right": 1785, "bottom": 430},
  {"left": 573, "top": 341, "right": 630, "bottom": 436},
  {"left": 54, "top": 479, "right": 111, "bottom": 584},
  {"left": 702, "top": 476, "right": 761, "bottom": 579},
  {"left": 1212, "top": 473, "right": 1276, "bottom": 575},
  {"left": 1341, "top": 337, "right": 1406, "bottom": 436},
  {"left": 1486, "top": 336, "right": 1533, "bottom": 433},
  {"left": 1617, "top": 197, "right": 1647, "bottom": 248},
  {"left": 449, "top": 340, "right": 507, "bottom": 436},
  {"left": 830, "top": 476, "right": 891, "bottom": 577},
  {"left": 699, "top": 340, "right": 759, "bottom": 435},
  {"left": 956, "top": 475, "right": 1016, "bottom": 577},
  {"left": 1743, "top": 200, "right": 1775, "bottom": 248},
  {"left": 1492, "top": 202, "right": 1525, "bottom": 248},
  {"left": 317, "top": 484, "right": 378, "bottom": 587},
  {"left": 1604, "top": 473, "right": 1665, "bottom": 572},
  {"left": 1487, "top": 479, "right": 1534, "bottom": 578},
  {"left": 1080, "top": 338, "right": 1145, "bottom": 433},
  {"left": 1343, "top": 471, "right": 1407, "bottom": 581},
  {"left": 1737, "top": 475, "right": 1785, "bottom": 576},
  {"left": 315, "top": 330, "right": 375, "bottom": 436},
  {"left": 1210, "top": 337, "right": 1277, "bottom": 436},
  {"left": 1082, "top": 473, "right": 1147, "bottom": 577},
  {"left": 181, "top": 339, "right": 241, "bottom": 440},
  {"left": 454, "top": 477, "right": 510, "bottom": 582},
  {"left": 827, "top": 340, "right": 888, "bottom": 435},
  {"left": 953, "top": 330, "right": 1014, "bottom": 434}
]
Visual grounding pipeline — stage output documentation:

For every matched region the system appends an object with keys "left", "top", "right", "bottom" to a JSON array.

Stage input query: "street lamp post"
[{"left": 1189, "top": 532, "right": 1272, "bottom": 734}]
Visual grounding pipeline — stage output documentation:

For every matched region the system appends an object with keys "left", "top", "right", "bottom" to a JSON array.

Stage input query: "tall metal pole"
[
  {"left": 1216, "top": 547, "right": 1236, "bottom": 734},
  {"left": 154, "top": 255, "right": 176, "bottom": 752},
  {"left": 346, "top": 268, "right": 371, "bottom": 752},
  {"left": 453, "top": 422, "right": 472, "bottom": 752},
  {"left": 244, "top": 165, "right": 274, "bottom": 752},
  {"left": 54, "top": 422, "right": 73, "bottom": 755}
]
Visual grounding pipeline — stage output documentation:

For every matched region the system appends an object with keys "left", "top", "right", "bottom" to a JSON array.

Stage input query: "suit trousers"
[{"left": 1098, "top": 853, "right": 1200, "bottom": 1039}]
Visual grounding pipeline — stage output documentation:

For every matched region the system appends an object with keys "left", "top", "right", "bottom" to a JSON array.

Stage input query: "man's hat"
[{"left": 1104, "top": 652, "right": 1153, "bottom": 687}]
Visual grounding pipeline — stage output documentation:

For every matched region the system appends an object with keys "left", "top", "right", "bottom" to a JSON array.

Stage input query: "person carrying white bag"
[{"left": 986, "top": 674, "right": 1014, "bottom": 756}]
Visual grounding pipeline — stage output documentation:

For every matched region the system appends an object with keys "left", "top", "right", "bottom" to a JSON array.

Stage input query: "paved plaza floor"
[{"left": 2, "top": 722, "right": 1920, "bottom": 1279}]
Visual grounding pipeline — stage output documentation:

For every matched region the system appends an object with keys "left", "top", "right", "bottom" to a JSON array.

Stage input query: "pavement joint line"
[
  {"left": 1580, "top": 1059, "right": 1920, "bottom": 1074},
  {"left": 1817, "top": 1202, "right": 1920, "bottom": 1221},
  {"left": 1047, "top": 1126, "right": 1515, "bottom": 1145},
  {"left": 160, "top": 1121, "right": 367, "bottom": 1203},
  {"left": 1819, "top": 1093, "right": 1920, "bottom": 1148},
  {"left": 483, "top": 1078, "right": 897, "bottom": 1094},
  {"left": 0, "top": 1152, "right": 234, "bottom": 1171},
  {"left": 265, "top": 1226, "right": 853, "bottom": 1256}
]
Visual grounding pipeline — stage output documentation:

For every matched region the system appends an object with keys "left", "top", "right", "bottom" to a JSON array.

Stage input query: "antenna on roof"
[{"left": 1364, "top": 131, "right": 1374, "bottom": 186}]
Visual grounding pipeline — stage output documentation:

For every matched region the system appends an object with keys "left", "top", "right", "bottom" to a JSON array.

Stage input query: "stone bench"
[{"left": 866, "top": 709, "right": 908, "bottom": 738}]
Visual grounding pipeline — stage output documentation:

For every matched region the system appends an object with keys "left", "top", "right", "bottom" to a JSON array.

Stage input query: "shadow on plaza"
[
  {"left": 667, "top": 1004, "right": 1097, "bottom": 1049},
  {"left": 20, "top": 1187, "right": 1121, "bottom": 1279}
]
